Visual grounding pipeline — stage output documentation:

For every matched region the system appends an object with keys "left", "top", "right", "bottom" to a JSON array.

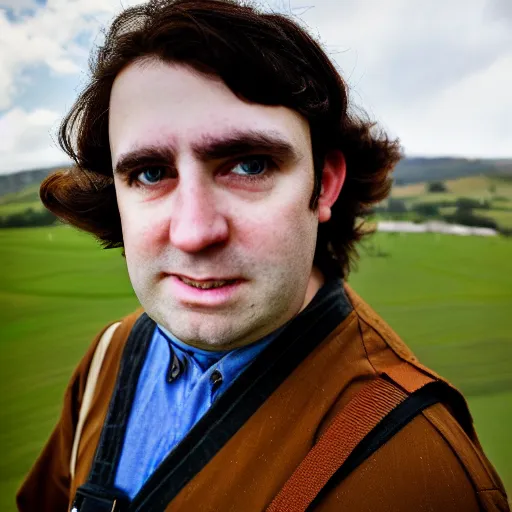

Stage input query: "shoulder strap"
[
  {"left": 266, "top": 364, "right": 455, "bottom": 512},
  {"left": 70, "top": 322, "right": 121, "bottom": 480}
]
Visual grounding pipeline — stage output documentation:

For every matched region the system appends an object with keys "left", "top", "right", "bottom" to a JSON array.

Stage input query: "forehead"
[{"left": 108, "top": 59, "right": 311, "bottom": 160}]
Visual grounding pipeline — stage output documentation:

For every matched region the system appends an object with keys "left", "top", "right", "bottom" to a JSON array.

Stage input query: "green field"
[{"left": 1, "top": 226, "right": 511, "bottom": 509}]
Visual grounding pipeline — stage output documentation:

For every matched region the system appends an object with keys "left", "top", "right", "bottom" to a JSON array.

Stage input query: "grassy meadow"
[
  {"left": 0, "top": 224, "right": 511, "bottom": 510},
  {"left": 0, "top": 226, "right": 139, "bottom": 510}
]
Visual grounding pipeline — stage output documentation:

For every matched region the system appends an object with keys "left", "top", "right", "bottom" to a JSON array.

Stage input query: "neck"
[{"left": 301, "top": 266, "right": 325, "bottom": 312}]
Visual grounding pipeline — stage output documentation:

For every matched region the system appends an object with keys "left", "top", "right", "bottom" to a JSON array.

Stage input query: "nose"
[{"left": 169, "top": 178, "right": 229, "bottom": 253}]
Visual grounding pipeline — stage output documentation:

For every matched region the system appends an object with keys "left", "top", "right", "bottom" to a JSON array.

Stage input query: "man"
[{"left": 17, "top": 0, "right": 508, "bottom": 511}]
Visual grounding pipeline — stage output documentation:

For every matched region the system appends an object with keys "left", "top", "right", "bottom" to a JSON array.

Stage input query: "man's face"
[{"left": 109, "top": 60, "right": 327, "bottom": 350}]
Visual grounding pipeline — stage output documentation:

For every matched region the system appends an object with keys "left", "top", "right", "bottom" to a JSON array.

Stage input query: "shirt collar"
[{"left": 157, "top": 324, "right": 284, "bottom": 373}]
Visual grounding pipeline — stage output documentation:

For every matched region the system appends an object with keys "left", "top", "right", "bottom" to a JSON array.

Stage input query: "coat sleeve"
[{"left": 16, "top": 325, "right": 112, "bottom": 512}]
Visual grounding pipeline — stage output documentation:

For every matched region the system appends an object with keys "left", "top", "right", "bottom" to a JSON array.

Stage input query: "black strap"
[
  {"left": 71, "top": 483, "right": 130, "bottom": 512},
  {"left": 307, "top": 381, "right": 464, "bottom": 511},
  {"left": 88, "top": 314, "right": 156, "bottom": 488}
]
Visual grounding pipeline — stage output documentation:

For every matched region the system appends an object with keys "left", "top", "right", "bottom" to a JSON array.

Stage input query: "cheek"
[
  {"left": 235, "top": 193, "right": 317, "bottom": 258},
  {"left": 120, "top": 205, "right": 170, "bottom": 257}
]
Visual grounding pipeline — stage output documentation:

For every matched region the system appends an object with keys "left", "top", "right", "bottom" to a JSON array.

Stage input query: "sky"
[{"left": 0, "top": 0, "right": 511, "bottom": 175}]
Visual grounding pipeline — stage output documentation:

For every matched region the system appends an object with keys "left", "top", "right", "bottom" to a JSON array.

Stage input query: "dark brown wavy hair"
[{"left": 41, "top": 0, "right": 401, "bottom": 277}]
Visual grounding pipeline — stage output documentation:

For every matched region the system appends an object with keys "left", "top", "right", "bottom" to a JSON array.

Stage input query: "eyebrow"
[
  {"left": 114, "top": 145, "right": 176, "bottom": 175},
  {"left": 192, "top": 130, "right": 300, "bottom": 162},
  {"left": 114, "top": 130, "right": 301, "bottom": 175}
]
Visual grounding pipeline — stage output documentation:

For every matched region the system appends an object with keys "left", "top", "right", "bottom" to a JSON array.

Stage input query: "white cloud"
[
  {"left": 0, "top": 0, "right": 37, "bottom": 12},
  {"left": 395, "top": 52, "right": 512, "bottom": 157},
  {"left": 298, "top": 0, "right": 512, "bottom": 157},
  {"left": 0, "top": 0, "right": 129, "bottom": 110},
  {"left": 0, "top": 0, "right": 143, "bottom": 173},
  {"left": 0, "top": 106, "right": 66, "bottom": 172}
]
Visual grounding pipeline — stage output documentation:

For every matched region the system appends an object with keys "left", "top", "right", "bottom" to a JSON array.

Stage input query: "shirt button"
[
  {"left": 167, "top": 352, "right": 184, "bottom": 383},
  {"left": 210, "top": 369, "right": 223, "bottom": 389}
]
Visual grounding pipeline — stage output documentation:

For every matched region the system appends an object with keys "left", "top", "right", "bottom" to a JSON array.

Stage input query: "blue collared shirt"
[{"left": 115, "top": 324, "right": 281, "bottom": 498}]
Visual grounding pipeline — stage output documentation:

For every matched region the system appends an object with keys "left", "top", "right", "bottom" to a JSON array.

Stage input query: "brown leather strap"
[{"left": 266, "top": 364, "right": 434, "bottom": 512}]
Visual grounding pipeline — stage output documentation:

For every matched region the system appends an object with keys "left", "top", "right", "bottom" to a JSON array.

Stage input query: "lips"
[
  {"left": 171, "top": 274, "right": 241, "bottom": 289},
  {"left": 166, "top": 273, "right": 243, "bottom": 307},
  {"left": 177, "top": 275, "right": 238, "bottom": 289}
]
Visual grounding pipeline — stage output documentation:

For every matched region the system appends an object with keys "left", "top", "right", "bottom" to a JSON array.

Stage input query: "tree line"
[
  {"left": 371, "top": 181, "right": 511, "bottom": 235},
  {"left": 0, "top": 207, "right": 58, "bottom": 229}
]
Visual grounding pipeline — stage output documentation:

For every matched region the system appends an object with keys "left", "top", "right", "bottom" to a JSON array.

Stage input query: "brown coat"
[{"left": 17, "top": 284, "right": 509, "bottom": 511}]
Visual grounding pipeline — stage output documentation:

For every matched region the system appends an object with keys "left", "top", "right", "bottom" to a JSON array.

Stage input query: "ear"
[{"left": 317, "top": 150, "right": 346, "bottom": 223}]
